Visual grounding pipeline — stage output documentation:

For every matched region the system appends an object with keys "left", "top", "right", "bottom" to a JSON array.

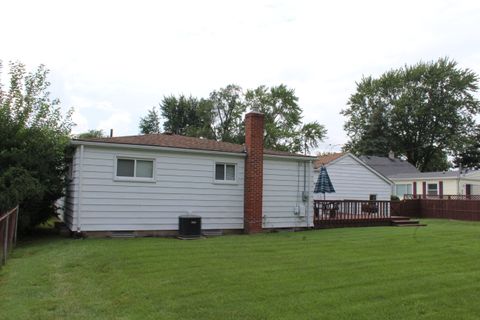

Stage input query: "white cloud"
[
  {"left": 71, "top": 110, "right": 89, "bottom": 134},
  {"left": 97, "top": 111, "right": 133, "bottom": 137}
]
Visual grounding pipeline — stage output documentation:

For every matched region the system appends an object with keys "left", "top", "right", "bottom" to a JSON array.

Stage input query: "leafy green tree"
[
  {"left": 209, "top": 84, "right": 246, "bottom": 143},
  {"left": 155, "top": 84, "right": 326, "bottom": 154},
  {"left": 246, "top": 84, "right": 326, "bottom": 153},
  {"left": 300, "top": 121, "right": 328, "bottom": 155},
  {"left": 453, "top": 125, "right": 480, "bottom": 169},
  {"left": 160, "top": 95, "right": 214, "bottom": 138},
  {"left": 139, "top": 107, "right": 161, "bottom": 134},
  {"left": 0, "top": 61, "right": 73, "bottom": 231},
  {"left": 342, "top": 58, "right": 480, "bottom": 171},
  {"left": 77, "top": 129, "right": 105, "bottom": 139}
]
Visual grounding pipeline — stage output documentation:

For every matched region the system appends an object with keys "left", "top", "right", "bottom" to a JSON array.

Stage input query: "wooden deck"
[{"left": 313, "top": 200, "right": 423, "bottom": 228}]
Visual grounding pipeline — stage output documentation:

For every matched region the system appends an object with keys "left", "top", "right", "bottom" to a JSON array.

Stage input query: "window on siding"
[
  {"left": 427, "top": 183, "right": 438, "bottom": 195},
  {"left": 395, "top": 184, "right": 412, "bottom": 198},
  {"left": 116, "top": 158, "right": 154, "bottom": 179},
  {"left": 369, "top": 194, "right": 377, "bottom": 201},
  {"left": 215, "top": 163, "right": 236, "bottom": 182}
]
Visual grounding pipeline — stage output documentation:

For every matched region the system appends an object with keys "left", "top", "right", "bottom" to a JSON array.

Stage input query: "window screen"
[
  {"left": 117, "top": 159, "right": 135, "bottom": 177},
  {"left": 136, "top": 160, "right": 154, "bottom": 178}
]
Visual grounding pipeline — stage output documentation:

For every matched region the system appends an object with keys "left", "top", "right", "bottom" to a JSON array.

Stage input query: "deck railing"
[
  {"left": 313, "top": 200, "right": 391, "bottom": 226},
  {"left": 0, "top": 206, "right": 19, "bottom": 266},
  {"left": 404, "top": 194, "right": 480, "bottom": 200}
]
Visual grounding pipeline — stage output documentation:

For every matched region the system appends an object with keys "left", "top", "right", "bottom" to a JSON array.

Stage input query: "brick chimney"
[{"left": 244, "top": 112, "right": 264, "bottom": 233}]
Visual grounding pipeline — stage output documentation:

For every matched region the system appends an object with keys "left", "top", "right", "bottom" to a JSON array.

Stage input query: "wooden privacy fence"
[
  {"left": 0, "top": 206, "right": 19, "bottom": 266},
  {"left": 392, "top": 198, "right": 480, "bottom": 221}
]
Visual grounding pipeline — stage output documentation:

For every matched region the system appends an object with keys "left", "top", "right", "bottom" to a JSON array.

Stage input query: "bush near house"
[{"left": 0, "top": 61, "right": 72, "bottom": 231}]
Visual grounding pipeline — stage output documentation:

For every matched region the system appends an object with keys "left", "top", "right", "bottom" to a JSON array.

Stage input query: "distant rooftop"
[
  {"left": 313, "top": 153, "right": 344, "bottom": 169},
  {"left": 359, "top": 155, "right": 420, "bottom": 177}
]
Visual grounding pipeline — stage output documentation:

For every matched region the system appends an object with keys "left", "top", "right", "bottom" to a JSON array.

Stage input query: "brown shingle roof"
[
  {"left": 74, "top": 134, "right": 312, "bottom": 158},
  {"left": 314, "top": 152, "right": 345, "bottom": 169}
]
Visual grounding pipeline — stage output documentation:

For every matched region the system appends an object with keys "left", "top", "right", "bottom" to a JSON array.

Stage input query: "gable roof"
[
  {"left": 73, "top": 134, "right": 314, "bottom": 159},
  {"left": 358, "top": 155, "right": 419, "bottom": 177},
  {"left": 314, "top": 153, "right": 393, "bottom": 185},
  {"left": 313, "top": 153, "right": 344, "bottom": 169}
]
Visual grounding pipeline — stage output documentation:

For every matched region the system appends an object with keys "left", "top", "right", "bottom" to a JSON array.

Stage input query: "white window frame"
[
  {"left": 213, "top": 162, "right": 238, "bottom": 184},
  {"left": 427, "top": 183, "right": 438, "bottom": 195},
  {"left": 114, "top": 156, "right": 156, "bottom": 182}
]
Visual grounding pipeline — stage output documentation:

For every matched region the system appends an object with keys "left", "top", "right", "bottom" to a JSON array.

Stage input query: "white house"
[
  {"left": 359, "top": 153, "right": 480, "bottom": 198},
  {"left": 313, "top": 153, "right": 393, "bottom": 201},
  {"left": 388, "top": 170, "right": 480, "bottom": 198},
  {"left": 63, "top": 112, "right": 315, "bottom": 236}
]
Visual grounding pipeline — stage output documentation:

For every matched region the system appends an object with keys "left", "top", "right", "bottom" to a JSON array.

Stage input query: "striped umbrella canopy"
[{"left": 314, "top": 166, "right": 335, "bottom": 198}]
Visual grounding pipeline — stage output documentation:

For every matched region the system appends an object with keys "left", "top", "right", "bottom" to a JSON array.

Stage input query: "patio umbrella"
[{"left": 314, "top": 166, "right": 336, "bottom": 199}]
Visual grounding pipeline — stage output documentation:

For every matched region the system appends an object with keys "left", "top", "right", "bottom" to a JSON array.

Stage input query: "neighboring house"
[
  {"left": 313, "top": 153, "right": 393, "bottom": 201},
  {"left": 359, "top": 153, "right": 420, "bottom": 199},
  {"left": 388, "top": 171, "right": 480, "bottom": 198},
  {"left": 63, "top": 112, "right": 315, "bottom": 236},
  {"left": 360, "top": 152, "right": 480, "bottom": 198}
]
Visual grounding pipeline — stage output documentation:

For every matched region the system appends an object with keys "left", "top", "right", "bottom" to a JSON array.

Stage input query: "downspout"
[
  {"left": 303, "top": 161, "right": 310, "bottom": 228},
  {"left": 76, "top": 144, "right": 85, "bottom": 233}
]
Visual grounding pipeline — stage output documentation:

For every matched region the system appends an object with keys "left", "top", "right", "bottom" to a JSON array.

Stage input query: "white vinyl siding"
[
  {"left": 73, "top": 146, "right": 245, "bottom": 231},
  {"left": 313, "top": 155, "right": 392, "bottom": 201},
  {"left": 262, "top": 159, "right": 314, "bottom": 228}
]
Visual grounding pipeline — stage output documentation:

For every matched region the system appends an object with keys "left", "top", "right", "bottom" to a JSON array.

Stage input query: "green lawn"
[{"left": 1, "top": 220, "right": 480, "bottom": 320}]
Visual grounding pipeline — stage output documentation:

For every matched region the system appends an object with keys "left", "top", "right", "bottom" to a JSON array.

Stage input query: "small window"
[
  {"left": 116, "top": 158, "right": 154, "bottom": 179},
  {"left": 369, "top": 194, "right": 377, "bottom": 201},
  {"left": 427, "top": 183, "right": 438, "bottom": 195},
  {"left": 215, "top": 163, "right": 236, "bottom": 182}
]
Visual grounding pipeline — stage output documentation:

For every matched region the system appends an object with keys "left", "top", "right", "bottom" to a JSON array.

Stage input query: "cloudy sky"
[{"left": 2, "top": 0, "right": 480, "bottom": 152}]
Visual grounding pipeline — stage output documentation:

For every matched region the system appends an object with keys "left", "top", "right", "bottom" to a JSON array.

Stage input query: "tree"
[
  {"left": 342, "top": 58, "right": 480, "bottom": 171},
  {"left": 300, "top": 121, "right": 327, "bottom": 155},
  {"left": 0, "top": 61, "right": 73, "bottom": 231},
  {"left": 77, "top": 129, "right": 105, "bottom": 139},
  {"left": 153, "top": 84, "right": 327, "bottom": 154},
  {"left": 453, "top": 125, "right": 480, "bottom": 169},
  {"left": 245, "top": 84, "right": 326, "bottom": 153},
  {"left": 160, "top": 95, "right": 214, "bottom": 138},
  {"left": 139, "top": 107, "right": 161, "bottom": 134},
  {"left": 209, "top": 84, "right": 246, "bottom": 143}
]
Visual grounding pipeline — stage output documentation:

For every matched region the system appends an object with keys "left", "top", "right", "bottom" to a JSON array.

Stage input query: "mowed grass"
[{"left": 1, "top": 220, "right": 480, "bottom": 320}]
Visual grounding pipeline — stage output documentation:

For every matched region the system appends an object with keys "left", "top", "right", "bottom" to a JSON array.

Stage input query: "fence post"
[
  {"left": 2, "top": 215, "right": 9, "bottom": 266},
  {"left": 14, "top": 206, "right": 19, "bottom": 246}
]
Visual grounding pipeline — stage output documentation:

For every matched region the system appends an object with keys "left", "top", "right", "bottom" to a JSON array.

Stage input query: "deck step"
[
  {"left": 392, "top": 219, "right": 420, "bottom": 224},
  {"left": 392, "top": 217, "right": 426, "bottom": 227},
  {"left": 390, "top": 216, "right": 411, "bottom": 221}
]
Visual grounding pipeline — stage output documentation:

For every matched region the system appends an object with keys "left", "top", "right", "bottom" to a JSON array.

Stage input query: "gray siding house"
[
  {"left": 63, "top": 112, "right": 315, "bottom": 236},
  {"left": 313, "top": 153, "right": 393, "bottom": 201}
]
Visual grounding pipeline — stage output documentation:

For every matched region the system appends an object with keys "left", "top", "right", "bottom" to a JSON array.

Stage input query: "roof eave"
[
  {"left": 71, "top": 140, "right": 246, "bottom": 157},
  {"left": 71, "top": 139, "right": 314, "bottom": 160}
]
